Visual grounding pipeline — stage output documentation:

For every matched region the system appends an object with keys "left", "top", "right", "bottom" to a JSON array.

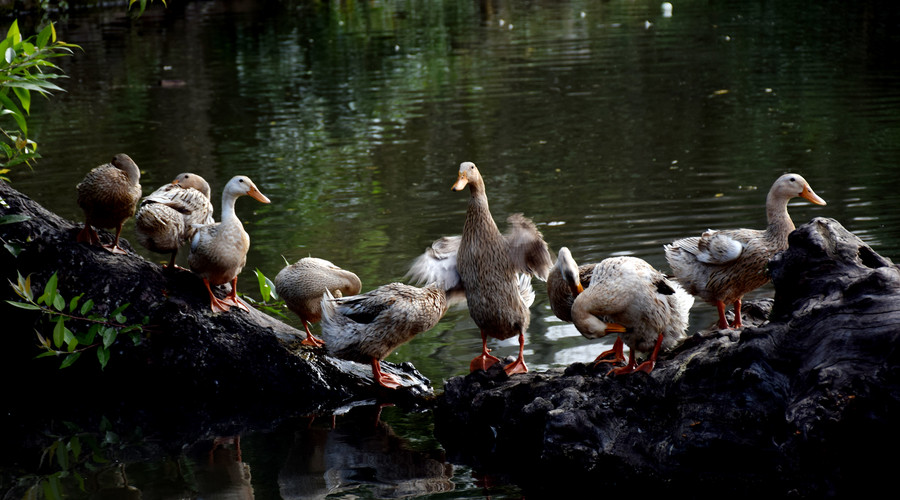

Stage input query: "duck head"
[
  {"left": 172, "top": 172, "right": 212, "bottom": 198},
  {"left": 451, "top": 161, "right": 481, "bottom": 191}
]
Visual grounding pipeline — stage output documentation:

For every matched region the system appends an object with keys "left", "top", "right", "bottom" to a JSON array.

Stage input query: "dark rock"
[{"left": 435, "top": 217, "right": 899, "bottom": 497}]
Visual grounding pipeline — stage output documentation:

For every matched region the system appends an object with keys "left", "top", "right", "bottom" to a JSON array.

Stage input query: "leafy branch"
[
  {"left": 0, "top": 20, "right": 80, "bottom": 176},
  {"left": 6, "top": 271, "right": 148, "bottom": 370}
]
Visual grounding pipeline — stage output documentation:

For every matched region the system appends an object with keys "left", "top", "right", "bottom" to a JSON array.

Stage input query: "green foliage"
[
  {"left": 0, "top": 20, "right": 80, "bottom": 176},
  {"left": 128, "top": 0, "right": 167, "bottom": 16},
  {"left": 16, "top": 418, "right": 144, "bottom": 500},
  {"left": 238, "top": 268, "right": 289, "bottom": 319},
  {"left": 6, "top": 271, "right": 149, "bottom": 370}
]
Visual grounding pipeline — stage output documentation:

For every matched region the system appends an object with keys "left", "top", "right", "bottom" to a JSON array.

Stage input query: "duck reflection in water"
[{"left": 278, "top": 405, "right": 454, "bottom": 498}]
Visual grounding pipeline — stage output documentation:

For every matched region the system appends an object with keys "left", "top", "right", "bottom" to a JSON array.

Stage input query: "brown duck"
[
  {"left": 274, "top": 257, "right": 362, "bottom": 347},
  {"left": 411, "top": 161, "right": 552, "bottom": 375},
  {"left": 76, "top": 153, "right": 142, "bottom": 254},
  {"left": 664, "top": 173, "right": 826, "bottom": 330}
]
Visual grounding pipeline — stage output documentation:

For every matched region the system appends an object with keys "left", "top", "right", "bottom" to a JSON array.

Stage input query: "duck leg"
[
  {"left": 469, "top": 331, "right": 501, "bottom": 372},
  {"left": 223, "top": 277, "right": 251, "bottom": 312},
  {"left": 632, "top": 333, "right": 664, "bottom": 374},
  {"left": 608, "top": 347, "right": 638, "bottom": 376},
  {"left": 301, "top": 321, "right": 325, "bottom": 347},
  {"left": 729, "top": 298, "right": 743, "bottom": 329},
  {"left": 202, "top": 278, "right": 232, "bottom": 313},
  {"left": 371, "top": 358, "right": 401, "bottom": 389},
  {"left": 593, "top": 337, "right": 626, "bottom": 366},
  {"left": 77, "top": 223, "right": 101, "bottom": 246},
  {"left": 716, "top": 300, "right": 731, "bottom": 330},
  {"left": 102, "top": 223, "right": 129, "bottom": 254},
  {"left": 503, "top": 333, "right": 528, "bottom": 375}
]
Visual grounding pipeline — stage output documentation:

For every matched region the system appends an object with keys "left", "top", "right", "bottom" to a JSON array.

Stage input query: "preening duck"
[
  {"left": 571, "top": 256, "right": 694, "bottom": 375},
  {"left": 275, "top": 257, "right": 362, "bottom": 347}
]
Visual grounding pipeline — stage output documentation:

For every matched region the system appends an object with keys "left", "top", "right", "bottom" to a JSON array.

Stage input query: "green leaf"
[
  {"left": 52, "top": 316, "right": 66, "bottom": 348},
  {"left": 69, "top": 293, "right": 83, "bottom": 313},
  {"left": 6, "top": 20, "right": 21, "bottom": 45},
  {"left": 59, "top": 352, "right": 80, "bottom": 369},
  {"left": 80, "top": 298, "right": 94, "bottom": 315},
  {"left": 5, "top": 300, "right": 41, "bottom": 310},
  {"left": 101, "top": 327, "right": 116, "bottom": 348},
  {"left": 12, "top": 86, "right": 30, "bottom": 114},
  {"left": 56, "top": 441, "right": 69, "bottom": 470},
  {"left": 52, "top": 292, "right": 65, "bottom": 312},
  {"left": 0, "top": 213, "right": 29, "bottom": 224},
  {"left": 97, "top": 346, "right": 110, "bottom": 370},
  {"left": 36, "top": 24, "right": 52, "bottom": 49},
  {"left": 110, "top": 303, "right": 129, "bottom": 316},
  {"left": 38, "top": 272, "right": 58, "bottom": 306}
]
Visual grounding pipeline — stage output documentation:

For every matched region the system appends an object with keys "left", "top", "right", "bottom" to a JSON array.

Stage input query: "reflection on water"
[{"left": 5, "top": 0, "right": 900, "bottom": 497}]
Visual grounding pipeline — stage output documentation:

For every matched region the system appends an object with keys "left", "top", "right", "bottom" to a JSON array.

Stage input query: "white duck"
[
  {"left": 188, "top": 175, "right": 270, "bottom": 313},
  {"left": 571, "top": 256, "right": 694, "bottom": 375},
  {"left": 275, "top": 257, "right": 362, "bottom": 347},
  {"left": 664, "top": 173, "right": 826, "bottom": 330},
  {"left": 135, "top": 172, "right": 214, "bottom": 268}
]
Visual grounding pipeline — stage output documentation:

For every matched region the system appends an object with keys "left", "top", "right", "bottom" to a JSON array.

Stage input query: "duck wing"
[
  {"left": 504, "top": 213, "right": 552, "bottom": 280},
  {"left": 695, "top": 229, "right": 745, "bottom": 264},
  {"left": 406, "top": 235, "right": 462, "bottom": 291}
]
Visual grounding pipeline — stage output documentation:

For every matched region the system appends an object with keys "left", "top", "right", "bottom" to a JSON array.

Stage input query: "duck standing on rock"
[
  {"left": 135, "top": 172, "right": 214, "bottom": 268},
  {"left": 571, "top": 256, "right": 694, "bottom": 375},
  {"left": 548, "top": 247, "right": 625, "bottom": 366},
  {"left": 75, "top": 153, "right": 142, "bottom": 254},
  {"left": 411, "top": 161, "right": 552, "bottom": 375},
  {"left": 664, "top": 173, "right": 826, "bottom": 330},
  {"left": 320, "top": 281, "right": 456, "bottom": 389},
  {"left": 188, "top": 175, "right": 270, "bottom": 313},
  {"left": 275, "top": 257, "right": 362, "bottom": 347}
]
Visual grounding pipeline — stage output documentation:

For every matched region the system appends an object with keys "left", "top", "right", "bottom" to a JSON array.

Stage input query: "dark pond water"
[{"left": 5, "top": 0, "right": 900, "bottom": 497}]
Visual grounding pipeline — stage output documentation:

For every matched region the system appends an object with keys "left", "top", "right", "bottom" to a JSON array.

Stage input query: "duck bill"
[
  {"left": 605, "top": 322, "right": 628, "bottom": 334},
  {"left": 451, "top": 173, "right": 468, "bottom": 191},
  {"left": 572, "top": 282, "right": 584, "bottom": 295},
  {"left": 248, "top": 187, "right": 271, "bottom": 204},
  {"left": 800, "top": 185, "right": 826, "bottom": 206}
]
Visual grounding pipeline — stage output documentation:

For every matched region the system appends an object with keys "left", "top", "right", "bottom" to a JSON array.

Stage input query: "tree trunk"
[{"left": 0, "top": 181, "right": 433, "bottom": 427}]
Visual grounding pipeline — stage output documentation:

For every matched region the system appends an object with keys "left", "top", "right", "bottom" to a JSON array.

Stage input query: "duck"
[
  {"left": 135, "top": 172, "right": 214, "bottom": 268},
  {"left": 75, "top": 153, "right": 142, "bottom": 254},
  {"left": 571, "top": 256, "right": 694, "bottom": 375},
  {"left": 320, "top": 281, "right": 452, "bottom": 389},
  {"left": 547, "top": 247, "right": 624, "bottom": 365},
  {"left": 664, "top": 173, "right": 826, "bottom": 330},
  {"left": 188, "top": 175, "right": 270, "bottom": 313},
  {"left": 410, "top": 161, "right": 552, "bottom": 375},
  {"left": 274, "top": 257, "right": 362, "bottom": 347}
]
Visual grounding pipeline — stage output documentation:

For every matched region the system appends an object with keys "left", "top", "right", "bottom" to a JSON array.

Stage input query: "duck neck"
[
  {"left": 220, "top": 193, "right": 239, "bottom": 226},
  {"left": 765, "top": 190, "right": 795, "bottom": 241},
  {"left": 464, "top": 181, "right": 497, "bottom": 234}
]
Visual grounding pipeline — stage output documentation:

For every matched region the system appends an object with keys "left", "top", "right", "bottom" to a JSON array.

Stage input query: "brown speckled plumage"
[
  {"left": 76, "top": 153, "right": 142, "bottom": 253},
  {"left": 321, "top": 282, "right": 449, "bottom": 388},
  {"left": 136, "top": 172, "right": 214, "bottom": 267},
  {"left": 664, "top": 173, "right": 826, "bottom": 329},
  {"left": 275, "top": 257, "right": 362, "bottom": 346}
]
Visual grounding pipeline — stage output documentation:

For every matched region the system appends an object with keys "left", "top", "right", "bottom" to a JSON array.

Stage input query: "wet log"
[
  {"left": 435, "top": 217, "right": 900, "bottom": 498},
  {"left": 0, "top": 181, "right": 433, "bottom": 426}
]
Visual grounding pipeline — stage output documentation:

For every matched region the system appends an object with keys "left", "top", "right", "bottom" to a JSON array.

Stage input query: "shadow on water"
[{"left": 4, "top": 0, "right": 900, "bottom": 497}]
